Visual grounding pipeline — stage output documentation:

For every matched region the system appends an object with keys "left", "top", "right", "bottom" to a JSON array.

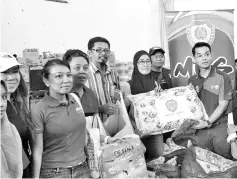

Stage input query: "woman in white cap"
[
  {"left": 1, "top": 80, "right": 23, "bottom": 178},
  {"left": 0, "top": 52, "right": 32, "bottom": 178}
]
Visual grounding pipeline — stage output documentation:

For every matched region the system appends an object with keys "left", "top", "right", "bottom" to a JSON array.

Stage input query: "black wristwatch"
[{"left": 206, "top": 120, "right": 212, "bottom": 128}]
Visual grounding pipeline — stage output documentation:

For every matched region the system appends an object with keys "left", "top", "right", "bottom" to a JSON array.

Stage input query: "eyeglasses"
[
  {"left": 91, "top": 48, "right": 111, "bottom": 55},
  {"left": 137, "top": 61, "right": 151, "bottom": 66}
]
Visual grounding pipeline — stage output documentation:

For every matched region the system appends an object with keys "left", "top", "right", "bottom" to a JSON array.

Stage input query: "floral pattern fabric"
[{"left": 128, "top": 84, "right": 208, "bottom": 136}]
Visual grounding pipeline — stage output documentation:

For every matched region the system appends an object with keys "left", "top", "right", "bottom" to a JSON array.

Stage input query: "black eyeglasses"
[
  {"left": 91, "top": 48, "right": 111, "bottom": 55},
  {"left": 137, "top": 61, "right": 151, "bottom": 66}
]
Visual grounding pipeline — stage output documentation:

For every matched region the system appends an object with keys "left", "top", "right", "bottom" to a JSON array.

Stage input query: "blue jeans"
[{"left": 40, "top": 160, "right": 91, "bottom": 178}]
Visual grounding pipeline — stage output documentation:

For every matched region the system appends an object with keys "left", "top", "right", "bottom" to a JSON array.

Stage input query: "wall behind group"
[
  {"left": 1, "top": 0, "right": 152, "bottom": 62},
  {"left": 172, "top": 0, "right": 237, "bottom": 58},
  {"left": 1, "top": 0, "right": 236, "bottom": 63}
]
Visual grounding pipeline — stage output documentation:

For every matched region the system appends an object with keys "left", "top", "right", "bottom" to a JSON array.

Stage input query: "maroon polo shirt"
[
  {"left": 30, "top": 92, "right": 87, "bottom": 168},
  {"left": 188, "top": 66, "right": 232, "bottom": 123}
]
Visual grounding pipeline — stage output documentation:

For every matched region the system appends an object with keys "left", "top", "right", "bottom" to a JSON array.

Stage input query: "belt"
[{"left": 65, "top": 159, "right": 86, "bottom": 168}]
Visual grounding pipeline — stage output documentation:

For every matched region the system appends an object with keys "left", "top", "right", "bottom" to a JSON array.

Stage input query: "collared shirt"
[
  {"left": 85, "top": 63, "right": 120, "bottom": 121},
  {"left": 188, "top": 66, "right": 232, "bottom": 121},
  {"left": 72, "top": 85, "right": 99, "bottom": 117},
  {"left": 30, "top": 92, "right": 86, "bottom": 168}
]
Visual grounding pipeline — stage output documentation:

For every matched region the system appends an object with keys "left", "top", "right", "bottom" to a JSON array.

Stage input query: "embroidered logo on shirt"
[
  {"left": 76, "top": 107, "right": 84, "bottom": 114},
  {"left": 210, "top": 85, "right": 219, "bottom": 90}
]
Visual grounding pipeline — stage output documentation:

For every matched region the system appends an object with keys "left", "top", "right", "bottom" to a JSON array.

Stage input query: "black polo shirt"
[
  {"left": 188, "top": 67, "right": 232, "bottom": 122},
  {"left": 73, "top": 85, "right": 99, "bottom": 117}
]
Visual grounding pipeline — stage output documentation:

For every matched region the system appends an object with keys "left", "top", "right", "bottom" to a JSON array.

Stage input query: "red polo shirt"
[{"left": 188, "top": 66, "right": 232, "bottom": 122}]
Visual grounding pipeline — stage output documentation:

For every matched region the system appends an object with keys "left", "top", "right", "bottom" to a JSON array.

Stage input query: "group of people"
[{"left": 1, "top": 36, "right": 237, "bottom": 178}]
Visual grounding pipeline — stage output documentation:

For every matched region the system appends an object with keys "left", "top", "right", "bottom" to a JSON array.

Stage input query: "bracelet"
[
  {"left": 104, "top": 136, "right": 110, "bottom": 144},
  {"left": 230, "top": 138, "right": 237, "bottom": 144}
]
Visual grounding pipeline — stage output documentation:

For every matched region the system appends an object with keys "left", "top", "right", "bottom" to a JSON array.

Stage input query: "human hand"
[
  {"left": 114, "top": 89, "right": 121, "bottom": 101},
  {"left": 227, "top": 124, "right": 237, "bottom": 134},
  {"left": 107, "top": 137, "right": 122, "bottom": 144},
  {"left": 154, "top": 82, "right": 163, "bottom": 93},
  {"left": 101, "top": 103, "right": 118, "bottom": 115},
  {"left": 191, "top": 120, "right": 208, "bottom": 129}
]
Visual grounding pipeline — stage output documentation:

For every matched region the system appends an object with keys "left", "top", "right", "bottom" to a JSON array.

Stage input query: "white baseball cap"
[{"left": 0, "top": 52, "right": 25, "bottom": 72}]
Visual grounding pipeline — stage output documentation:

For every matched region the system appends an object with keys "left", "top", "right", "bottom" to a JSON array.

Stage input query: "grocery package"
[
  {"left": 128, "top": 84, "right": 208, "bottom": 136},
  {"left": 181, "top": 146, "right": 237, "bottom": 178},
  {"left": 99, "top": 134, "right": 147, "bottom": 178},
  {"left": 85, "top": 128, "right": 101, "bottom": 178},
  {"left": 147, "top": 157, "right": 180, "bottom": 178},
  {"left": 163, "top": 138, "right": 185, "bottom": 155}
]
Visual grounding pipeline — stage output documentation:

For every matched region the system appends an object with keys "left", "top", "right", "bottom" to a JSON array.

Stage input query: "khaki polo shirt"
[
  {"left": 188, "top": 67, "right": 232, "bottom": 120},
  {"left": 30, "top": 92, "right": 86, "bottom": 168}
]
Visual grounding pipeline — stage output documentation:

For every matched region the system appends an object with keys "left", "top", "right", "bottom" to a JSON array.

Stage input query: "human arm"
[
  {"left": 208, "top": 100, "right": 229, "bottom": 123},
  {"left": 30, "top": 106, "right": 45, "bottom": 178},
  {"left": 31, "top": 133, "right": 43, "bottom": 178},
  {"left": 120, "top": 81, "right": 131, "bottom": 108},
  {"left": 227, "top": 124, "right": 237, "bottom": 159},
  {"left": 192, "top": 74, "right": 232, "bottom": 129},
  {"left": 231, "top": 140, "right": 237, "bottom": 159},
  {"left": 98, "top": 103, "right": 118, "bottom": 115},
  {"left": 100, "top": 135, "right": 121, "bottom": 144}
]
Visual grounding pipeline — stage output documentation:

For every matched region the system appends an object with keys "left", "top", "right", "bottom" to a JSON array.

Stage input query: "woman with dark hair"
[
  {"left": 123, "top": 50, "right": 164, "bottom": 161},
  {"left": 1, "top": 80, "right": 23, "bottom": 178},
  {"left": 30, "top": 59, "right": 92, "bottom": 178},
  {"left": 0, "top": 52, "right": 32, "bottom": 177},
  {"left": 62, "top": 49, "right": 98, "bottom": 117},
  {"left": 63, "top": 49, "right": 118, "bottom": 141}
]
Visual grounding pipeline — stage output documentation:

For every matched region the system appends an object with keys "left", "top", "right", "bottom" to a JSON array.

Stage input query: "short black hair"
[
  {"left": 192, "top": 42, "right": 211, "bottom": 56},
  {"left": 87, "top": 36, "right": 110, "bottom": 50},
  {"left": 62, "top": 49, "right": 89, "bottom": 64},
  {"left": 42, "top": 59, "right": 70, "bottom": 79}
]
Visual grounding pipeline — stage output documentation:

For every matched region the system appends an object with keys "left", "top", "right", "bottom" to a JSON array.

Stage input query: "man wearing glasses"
[
  {"left": 149, "top": 46, "right": 172, "bottom": 90},
  {"left": 86, "top": 37, "right": 122, "bottom": 136}
]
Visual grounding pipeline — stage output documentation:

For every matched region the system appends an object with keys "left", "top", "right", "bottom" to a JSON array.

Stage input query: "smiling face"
[
  {"left": 69, "top": 56, "right": 89, "bottom": 87},
  {"left": 0, "top": 83, "right": 8, "bottom": 120},
  {"left": 137, "top": 54, "right": 151, "bottom": 75},
  {"left": 193, "top": 46, "right": 212, "bottom": 69},
  {"left": 1, "top": 66, "right": 20, "bottom": 94},
  {"left": 89, "top": 42, "right": 110, "bottom": 65},
  {"left": 43, "top": 65, "right": 73, "bottom": 95}
]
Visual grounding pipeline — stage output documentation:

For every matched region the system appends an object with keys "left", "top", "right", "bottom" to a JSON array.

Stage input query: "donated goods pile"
[
  {"left": 86, "top": 134, "right": 148, "bottom": 178},
  {"left": 100, "top": 135, "right": 147, "bottom": 178},
  {"left": 128, "top": 84, "right": 208, "bottom": 136},
  {"left": 87, "top": 85, "right": 237, "bottom": 178}
]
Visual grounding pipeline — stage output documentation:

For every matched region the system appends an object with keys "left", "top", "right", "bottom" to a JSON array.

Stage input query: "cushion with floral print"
[{"left": 127, "top": 84, "right": 208, "bottom": 136}]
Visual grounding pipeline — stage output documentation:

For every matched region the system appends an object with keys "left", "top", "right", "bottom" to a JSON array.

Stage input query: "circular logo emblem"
[
  {"left": 186, "top": 21, "right": 215, "bottom": 47},
  {"left": 165, "top": 99, "right": 178, "bottom": 112}
]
